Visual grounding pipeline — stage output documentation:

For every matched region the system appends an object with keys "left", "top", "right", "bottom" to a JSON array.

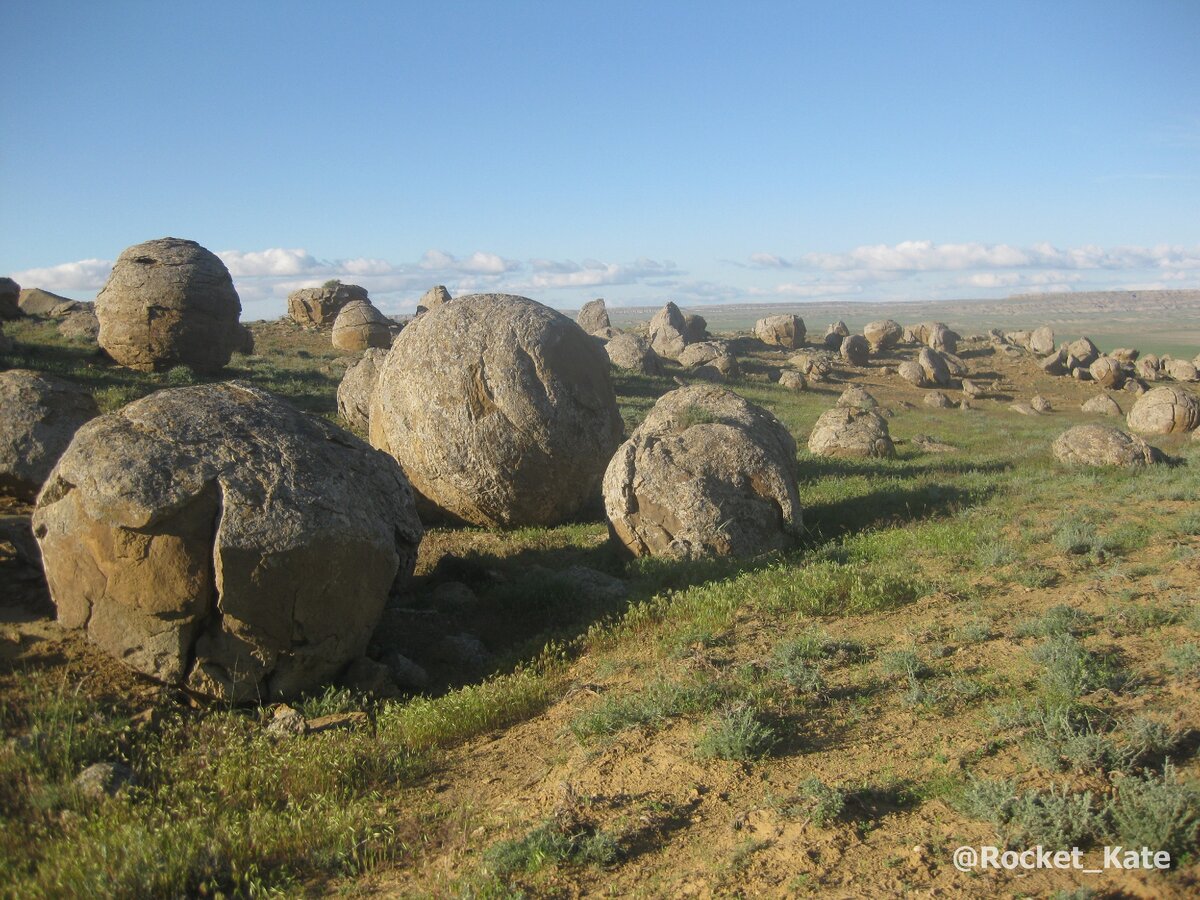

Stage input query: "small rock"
[
  {"left": 924, "top": 391, "right": 954, "bottom": 409},
  {"left": 1031, "top": 395, "right": 1052, "bottom": 413},
  {"left": 267, "top": 705, "right": 308, "bottom": 737},
  {"left": 74, "top": 761, "right": 136, "bottom": 800},
  {"left": 307, "top": 711, "right": 369, "bottom": 734}
]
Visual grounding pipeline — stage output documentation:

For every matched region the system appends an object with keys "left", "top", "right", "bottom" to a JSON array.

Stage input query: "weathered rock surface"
[
  {"left": 577, "top": 298, "right": 611, "bottom": 335},
  {"left": 1127, "top": 385, "right": 1200, "bottom": 435},
  {"left": 648, "top": 302, "right": 691, "bottom": 360},
  {"left": 416, "top": 285, "right": 451, "bottom": 315},
  {"left": 837, "top": 385, "right": 878, "bottom": 409},
  {"left": 332, "top": 300, "right": 392, "bottom": 352},
  {"left": 863, "top": 319, "right": 902, "bottom": 351},
  {"left": 924, "top": 391, "right": 954, "bottom": 409},
  {"left": 370, "top": 294, "right": 623, "bottom": 527},
  {"left": 1052, "top": 424, "right": 1162, "bottom": 467},
  {"left": 57, "top": 306, "right": 100, "bottom": 343},
  {"left": 18, "top": 287, "right": 77, "bottom": 317},
  {"left": 0, "top": 371, "right": 99, "bottom": 501},
  {"left": 605, "top": 332, "right": 663, "bottom": 375},
  {"left": 1031, "top": 395, "right": 1053, "bottom": 413},
  {"left": 1089, "top": 356, "right": 1125, "bottom": 389},
  {"left": 808, "top": 407, "right": 895, "bottom": 459},
  {"left": 288, "top": 282, "right": 368, "bottom": 327},
  {"left": 1081, "top": 394, "right": 1122, "bottom": 416},
  {"left": 754, "top": 314, "right": 806, "bottom": 349},
  {"left": 678, "top": 341, "right": 739, "bottom": 378},
  {"left": 1111, "top": 347, "right": 1139, "bottom": 363},
  {"left": 1066, "top": 337, "right": 1100, "bottom": 369},
  {"left": 897, "top": 360, "right": 927, "bottom": 387},
  {"left": 603, "top": 385, "right": 801, "bottom": 559},
  {"left": 0, "top": 278, "right": 19, "bottom": 320},
  {"left": 1165, "top": 358, "right": 1199, "bottom": 383},
  {"left": 337, "top": 348, "right": 388, "bottom": 431},
  {"left": 918, "top": 348, "right": 952, "bottom": 386},
  {"left": 791, "top": 351, "right": 833, "bottom": 382},
  {"left": 777, "top": 370, "right": 807, "bottom": 391},
  {"left": 96, "top": 238, "right": 243, "bottom": 372},
  {"left": 840, "top": 334, "right": 870, "bottom": 366},
  {"left": 823, "top": 321, "right": 849, "bottom": 350},
  {"left": 1029, "top": 326, "right": 1056, "bottom": 355},
  {"left": 683, "top": 313, "right": 709, "bottom": 342},
  {"left": 33, "top": 382, "right": 423, "bottom": 701}
]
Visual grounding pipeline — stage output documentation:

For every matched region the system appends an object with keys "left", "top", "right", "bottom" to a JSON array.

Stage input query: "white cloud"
[
  {"left": 419, "top": 249, "right": 520, "bottom": 275},
  {"left": 217, "top": 248, "right": 322, "bottom": 277},
  {"left": 10, "top": 258, "right": 112, "bottom": 294},
  {"left": 748, "top": 252, "right": 791, "bottom": 268},
  {"left": 525, "top": 257, "right": 680, "bottom": 290}
]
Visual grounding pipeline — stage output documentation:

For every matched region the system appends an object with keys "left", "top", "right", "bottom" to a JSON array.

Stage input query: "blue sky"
[{"left": 3, "top": 0, "right": 1199, "bottom": 316}]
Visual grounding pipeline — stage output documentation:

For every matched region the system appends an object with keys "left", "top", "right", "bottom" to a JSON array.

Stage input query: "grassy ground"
[{"left": 1, "top": 317, "right": 1199, "bottom": 897}]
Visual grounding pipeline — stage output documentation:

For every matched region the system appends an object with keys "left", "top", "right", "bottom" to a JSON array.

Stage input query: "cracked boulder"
[
  {"left": 336, "top": 347, "right": 388, "bottom": 431},
  {"left": 96, "top": 238, "right": 243, "bottom": 372},
  {"left": 1052, "top": 424, "right": 1163, "bottom": 467},
  {"left": 331, "top": 299, "right": 392, "bottom": 352},
  {"left": 370, "top": 293, "right": 624, "bottom": 527},
  {"left": 32, "top": 382, "right": 423, "bottom": 702},
  {"left": 602, "top": 385, "right": 801, "bottom": 559},
  {"left": 808, "top": 407, "right": 895, "bottom": 459},
  {"left": 0, "top": 370, "right": 99, "bottom": 501},
  {"left": 754, "top": 314, "right": 806, "bottom": 349},
  {"left": 1127, "top": 385, "right": 1200, "bottom": 435},
  {"left": 288, "top": 281, "right": 368, "bottom": 327}
]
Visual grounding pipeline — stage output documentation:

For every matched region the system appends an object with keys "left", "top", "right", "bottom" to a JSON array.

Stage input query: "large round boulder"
[
  {"left": 918, "top": 347, "right": 952, "bottom": 386},
  {"left": 897, "top": 360, "right": 927, "bottom": 387},
  {"left": 1052, "top": 424, "right": 1162, "bottom": 467},
  {"left": 602, "top": 385, "right": 801, "bottom": 559},
  {"left": 754, "top": 314, "right": 806, "bottom": 349},
  {"left": 605, "top": 332, "right": 663, "bottom": 375},
  {"left": 0, "top": 278, "right": 19, "bottom": 320},
  {"left": 1081, "top": 394, "right": 1122, "bottom": 417},
  {"left": 648, "top": 302, "right": 690, "bottom": 359},
  {"left": 337, "top": 347, "right": 388, "bottom": 431},
  {"left": 57, "top": 306, "right": 100, "bottom": 343},
  {"left": 840, "top": 334, "right": 870, "bottom": 366},
  {"left": 332, "top": 299, "right": 392, "bottom": 352},
  {"left": 808, "top": 407, "right": 895, "bottom": 458},
  {"left": 1089, "top": 356, "right": 1124, "bottom": 389},
  {"left": 369, "top": 294, "right": 624, "bottom": 527},
  {"left": 1065, "top": 337, "right": 1100, "bottom": 369},
  {"left": 1029, "top": 326, "right": 1056, "bottom": 355},
  {"left": 1127, "top": 386, "right": 1200, "bottom": 435},
  {"left": 32, "top": 382, "right": 423, "bottom": 701},
  {"left": 863, "top": 319, "right": 902, "bottom": 352},
  {"left": 1165, "top": 358, "right": 1199, "bottom": 383},
  {"left": 0, "top": 371, "right": 99, "bottom": 501},
  {"left": 577, "top": 298, "right": 611, "bottom": 335},
  {"left": 791, "top": 351, "right": 834, "bottom": 382},
  {"left": 96, "top": 238, "right": 243, "bottom": 373},
  {"left": 288, "top": 281, "right": 368, "bottom": 327},
  {"left": 678, "top": 341, "right": 739, "bottom": 379}
]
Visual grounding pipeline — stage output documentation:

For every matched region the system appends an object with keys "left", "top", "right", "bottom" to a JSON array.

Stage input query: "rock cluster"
[{"left": 288, "top": 282, "right": 369, "bottom": 327}]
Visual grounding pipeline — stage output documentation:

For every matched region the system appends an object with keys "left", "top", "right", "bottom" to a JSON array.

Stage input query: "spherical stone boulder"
[
  {"left": 840, "top": 334, "right": 870, "bottom": 366},
  {"left": 32, "top": 382, "right": 423, "bottom": 702},
  {"left": 336, "top": 348, "right": 388, "bottom": 431},
  {"left": 288, "top": 282, "right": 368, "bottom": 327},
  {"left": 57, "top": 306, "right": 100, "bottom": 343},
  {"left": 1089, "top": 356, "right": 1125, "bottom": 389},
  {"left": 605, "top": 332, "right": 663, "bottom": 375},
  {"left": 1082, "top": 394, "right": 1122, "bottom": 417},
  {"left": 1052, "top": 424, "right": 1162, "bottom": 467},
  {"left": 754, "top": 314, "right": 806, "bottom": 349},
  {"left": 602, "top": 385, "right": 802, "bottom": 559},
  {"left": 369, "top": 294, "right": 624, "bottom": 528},
  {"left": 648, "top": 301, "right": 690, "bottom": 360},
  {"left": 1127, "top": 386, "right": 1200, "bottom": 436},
  {"left": 576, "top": 298, "right": 611, "bottom": 335},
  {"left": 683, "top": 313, "right": 709, "bottom": 343},
  {"left": 0, "top": 370, "right": 99, "bottom": 501},
  {"left": 678, "top": 341, "right": 739, "bottom": 378},
  {"left": 918, "top": 348, "right": 952, "bottom": 386},
  {"left": 777, "top": 370, "right": 807, "bottom": 391},
  {"left": 924, "top": 391, "right": 954, "bottom": 409},
  {"left": 897, "top": 360, "right": 927, "bottom": 387},
  {"left": 1029, "top": 326, "right": 1056, "bottom": 355},
  {"left": 863, "top": 319, "right": 902, "bottom": 352},
  {"left": 823, "top": 321, "right": 849, "bottom": 350},
  {"left": 0, "top": 278, "right": 19, "bottom": 320},
  {"left": 416, "top": 284, "right": 451, "bottom": 315},
  {"left": 332, "top": 300, "right": 392, "bottom": 352},
  {"left": 1165, "top": 359, "right": 1199, "bottom": 383},
  {"left": 1136, "top": 357, "right": 1160, "bottom": 382},
  {"left": 1031, "top": 395, "right": 1053, "bottom": 413},
  {"left": 808, "top": 407, "right": 895, "bottom": 459},
  {"left": 95, "top": 238, "right": 243, "bottom": 373},
  {"left": 1005, "top": 330, "right": 1032, "bottom": 349},
  {"left": 1111, "top": 347, "right": 1139, "bottom": 364},
  {"left": 791, "top": 351, "right": 833, "bottom": 382},
  {"left": 928, "top": 323, "right": 959, "bottom": 354},
  {"left": 1066, "top": 337, "right": 1100, "bottom": 368},
  {"left": 837, "top": 385, "right": 877, "bottom": 409},
  {"left": 1041, "top": 347, "right": 1069, "bottom": 376}
]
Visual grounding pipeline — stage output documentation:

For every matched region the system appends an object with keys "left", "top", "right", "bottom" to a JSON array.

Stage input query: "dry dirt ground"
[{"left": 2, "top": 320, "right": 1199, "bottom": 898}]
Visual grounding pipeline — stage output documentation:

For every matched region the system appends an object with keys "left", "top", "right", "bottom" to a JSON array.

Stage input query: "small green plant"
[
  {"left": 1013, "top": 564, "right": 1059, "bottom": 589},
  {"left": 484, "top": 820, "right": 619, "bottom": 876},
  {"left": 1106, "top": 764, "right": 1200, "bottom": 862},
  {"left": 165, "top": 365, "right": 198, "bottom": 386},
  {"left": 1030, "top": 635, "right": 1129, "bottom": 707},
  {"left": 956, "top": 618, "right": 994, "bottom": 643},
  {"left": 791, "top": 777, "right": 847, "bottom": 826},
  {"left": 570, "top": 676, "right": 723, "bottom": 741},
  {"left": 881, "top": 649, "right": 925, "bottom": 680},
  {"left": 1016, "top": 604, "right": 1093, "bottom": 639},
  {"left": 957, "top": 778, "right": 1101, "bottom": 849},
  {"left": 1166, "top": 642, "right": 1200, "bottom": 676},
  {"left": 695, "top": 705, "right": 777, "bottom": 761}
]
